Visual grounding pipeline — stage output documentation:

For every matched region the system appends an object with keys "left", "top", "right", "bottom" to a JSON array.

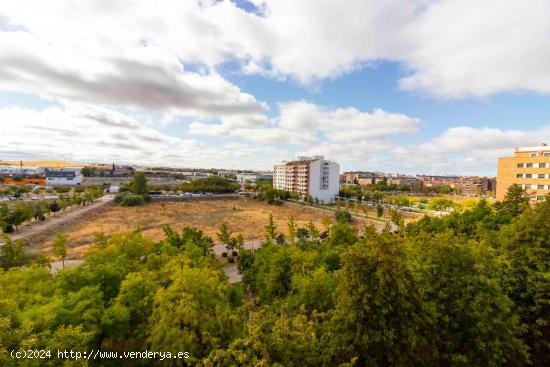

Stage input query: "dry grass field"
[{"left": 31, "top": 198, "right": 347, "bottom": 259}]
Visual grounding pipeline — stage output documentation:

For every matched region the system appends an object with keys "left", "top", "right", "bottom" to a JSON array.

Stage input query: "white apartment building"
[{"left": 273, "top": 156, "right": 340, "bottom": 203}]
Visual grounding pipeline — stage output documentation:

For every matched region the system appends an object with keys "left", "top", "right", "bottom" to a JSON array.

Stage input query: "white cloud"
[
  {"left": 207, "top": 0, "right": 550, "bottom": 97},
  {"left": 189, "top": 101, "right": 418, "bottom": 147},
  {"left": 0, "top": 105, "right": 275, "bottom": 168},
  {"left": 392, "top": 126, "right": 550, "bottom": 174},
  {"left": 2, "top": 0, "right": 549, "bottom": 101},
  {"left": 399, "top": 0, "right": 550, "bottom": 97},
  {"left": 0, "top": 1, "right": 266, "bottom": 118},
  {"left": 278, "top": 102, "right": 419, "bottom": 142}
]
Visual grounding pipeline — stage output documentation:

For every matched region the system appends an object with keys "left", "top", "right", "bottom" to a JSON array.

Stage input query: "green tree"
[
  {"left": 335, "top": 209, "right": 352, "bottom": 224},
  {"left": 265, "top": 214, "right": 277, "bottom": 243},
  {"left": 495, "top": 183, "right": 529, "bottom": 218},
  {"left": 306, "top": 221, "right": 319, "bottom": 240},
  {"left": 53, "top": 232, "right": 68, "bottom": 268},
  {"left": 499, "top": 197, "right": 550, "bottom": 364},
  {"left": 429, "top": 197, "right": 454, "bottom": 211},
  {"left": 1, "top": 236, "right": 27, "bottom": 269},
  {"left": 287, "top": 216, "right": 296, "bottom": 245},
  {"left": 408, "top": 232, "right": 528, "bottom": 365},
  {"left": 131, "top": 172, "right": 148, "bottom": 195},
  {"left": 390, "top": 208, "right": 404, "bottom": 228},
  {"left": 376, "top": 204, "right": 383, "bottom": 218},
  {"left": 217, "top": 223, "right": 232, "bottom": 245},
  {"left": 326, "top": 240, "right": 431, "bottom": 366}
]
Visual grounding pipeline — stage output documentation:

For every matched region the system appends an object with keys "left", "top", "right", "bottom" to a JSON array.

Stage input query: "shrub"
[
  {"left": 121, "top": 194, "right": 145, "bottom": 207},
  {"left": 221, "top": 252, "right": 228, "bottom": 258},
  {"left": 115, "top": 192, "right": 146, "bottom": 206},
  {"left": 3, "top": 223, "right": 14, "bottom": 233},
  {"left": 231, "top": 250, "right": 238, "bottom": 257},
  {"left": 335, "top": 209, "right": 352, "bottom": 224},
  {"left": 227, "top": 256, "right": 235, "bottom": 263},
  {"left": 114, "top": 192, "right": 126, "bottom": 204}
]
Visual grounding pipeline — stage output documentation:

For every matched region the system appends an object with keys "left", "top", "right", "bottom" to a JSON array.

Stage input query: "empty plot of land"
[{"left": 30, "top": 198, "right": 344, "bottom": 259}]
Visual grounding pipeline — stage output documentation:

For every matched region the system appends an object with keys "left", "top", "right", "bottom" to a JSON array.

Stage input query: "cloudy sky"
[{"left": 0, "top": 0, "right": 549, "bottom": 175}]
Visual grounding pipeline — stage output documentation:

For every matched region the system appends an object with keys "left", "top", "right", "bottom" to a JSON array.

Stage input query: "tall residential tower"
[{"left": 273, "top": 156, "right": 340, "bottom": 203}]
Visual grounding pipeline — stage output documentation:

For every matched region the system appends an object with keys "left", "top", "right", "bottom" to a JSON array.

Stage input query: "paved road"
[
  {"left": 10, "top": 195, "right": 115, "bottom": 244},
  {"left": 212, "top": 241, "right": 263, "bottom": 283}
]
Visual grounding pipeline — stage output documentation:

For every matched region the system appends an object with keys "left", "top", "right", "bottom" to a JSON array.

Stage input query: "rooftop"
[{"left": 516, "top": 144, "right": 549, "bottom": 152}]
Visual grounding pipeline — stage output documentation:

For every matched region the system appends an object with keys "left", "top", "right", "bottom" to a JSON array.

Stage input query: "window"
[
  {"left": 516, "top": 173, "right": 523, "bottom": 178},
  {"left": 537, "top": 196, "right": 545, "bottom": 201},
  {"left": 530, "top": 153, "right": 537, "bottom": 157},
  {"left": 538, "top": 185, "right": 545, "bottom": 189},
  {"left": 545, "top": 152, "right": 550, "bottom": 156},
  {"left": 517, "top": 163, "right": 524, "bottom": 168},
  {"left": 539, "top": 174, "right": 545, "bottom": 179},
  {"left": 526, "top": 174, "right": 532, "bottom": 178},
  {"left": 526, "top": 163, "right": 533, "bottom": 167},
  {"left": 539, "top": 163, "right": 546, "bottom": 168}
]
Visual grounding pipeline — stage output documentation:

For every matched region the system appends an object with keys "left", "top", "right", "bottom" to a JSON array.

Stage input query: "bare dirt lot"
[{"left": 29, "top": 198, "right": 350, "bottom": 259}]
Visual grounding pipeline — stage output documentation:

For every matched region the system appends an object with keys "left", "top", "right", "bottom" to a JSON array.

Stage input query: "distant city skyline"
[{"left": 1, "top": 1, "right": 550, "bottom": 175}]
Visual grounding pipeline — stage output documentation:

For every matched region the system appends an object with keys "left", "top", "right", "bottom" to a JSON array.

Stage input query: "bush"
[
  {"left": 53, "top": 186, "right": 71, "bottom": 193},
  {"left": 227, "top": 256, "right": 235, "bottom": 263},
  {"left": 3, "top": 223, "right": 14, "bottom": 233},
  {"left": 376, "top": 205, "right": 384, "bottom": 217},
  {"left": 335, "top": 209, "right": 352, "bottom": 224},
  {"left": 231, "top": 250, "right": 238, "bottom": 257},
  {"left": 121, "top": 194, "right": 146, "bottom": 207},
  {"left": 221, "top": 252, "right": 228, "bottom": 258},
  {"left": 115, "top": 193, "right": 146, "bottom": 206}
]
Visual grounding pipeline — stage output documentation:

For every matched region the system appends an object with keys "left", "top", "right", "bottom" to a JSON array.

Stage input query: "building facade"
[
  {"left": 456, "top": 177, "right": 497, "bottom": 196},
  {"left": 273, "top": 156, "right": 340, "bottom": 203},
  {"left": 497, "top": 145, "right": 550, "bottom": 202},
  {"left": 45, "top": 169, "right": 83, "bottom": 186}
]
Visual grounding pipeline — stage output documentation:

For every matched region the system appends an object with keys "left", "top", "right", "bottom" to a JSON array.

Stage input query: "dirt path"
[{"left": 10, "top": 195, "right": 115, "bottom": 252}]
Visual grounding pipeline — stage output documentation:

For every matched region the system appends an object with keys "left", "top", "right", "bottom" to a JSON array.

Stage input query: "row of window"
[
  {"left": 517, "top": 162, "right": 550, "bottom": 168},
  {"left": 517, "top": 173, "right": 550, "bottom": 178},
  {"left": 528, "top": 152, "right": 550, "bottom": 157},
  {"left": 521, "top": 184, "right": 550, "bottom": 190}
]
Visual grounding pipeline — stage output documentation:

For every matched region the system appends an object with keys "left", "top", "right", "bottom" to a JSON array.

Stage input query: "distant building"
[
  {"left": 45, "top": 169, "right": 83, "bottom": 186},
  {"left": 91, "top": 163, "right": 134, "bottom": 177},
  {"left": 388, "top": 177, "right": 423, "bottom": 187},
  {"left": 236, "top": 172, "right": 273, "bottom": 184},
  {"left": 418, "top": 175, "right": 460, "bottom": 187},
  {"left": 217, "top": 170, "right": 237, "bottom": 178},
  {"left": 340, "top": 171, "right": 376, "bottom": 184},
  {"left": 236, "top": 173, "right": 258, "bottom": 184},
  {"left": 273, "top": 156, "right": 340, "bottom": 203},
  {"left": 497, "top": 145, "right": 550, "bottom": 202},
  {"left": 456, "top": 177, "right": 496, "bottom": 196}
]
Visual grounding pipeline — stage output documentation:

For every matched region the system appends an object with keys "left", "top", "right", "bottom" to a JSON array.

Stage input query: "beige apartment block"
[{"left": 497, "top": 145, "right": 550, "bottom": 202}]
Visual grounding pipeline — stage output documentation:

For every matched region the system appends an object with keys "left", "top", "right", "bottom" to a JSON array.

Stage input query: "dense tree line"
[
  {"left": 0, "top": 185, "right": 548, "bottom": 366},
  {"left": 180, "top": 177, "right": 240, "bottom": 193},
  {"left": 340, "top": 182, "right": 455, "bottom": 198}
]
